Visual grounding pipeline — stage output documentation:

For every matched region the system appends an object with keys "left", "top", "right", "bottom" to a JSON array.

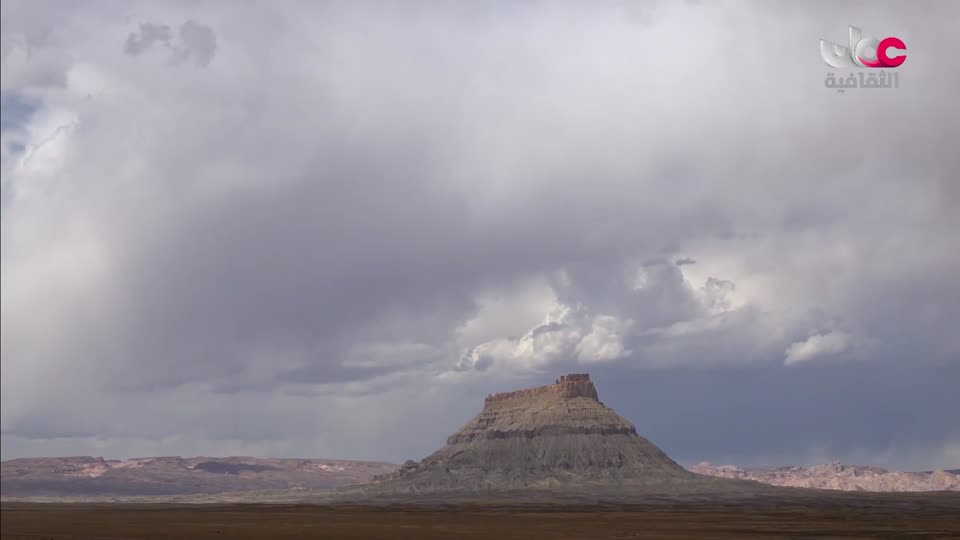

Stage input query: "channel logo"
[{"left": 820, "top": 26, "right": 906, "bottom": 69}]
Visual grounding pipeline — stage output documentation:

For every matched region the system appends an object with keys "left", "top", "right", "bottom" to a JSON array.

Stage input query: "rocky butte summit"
[{"left": 361, "top": 374, "right": 763, "bottom": 499}]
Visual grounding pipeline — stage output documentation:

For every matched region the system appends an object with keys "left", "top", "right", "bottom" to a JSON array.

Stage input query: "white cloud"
[
  {"left": 458, "top": 305, "right": 581, "bottom": 371},
  {"left": 457, "top": 301, "right": 634, "bottom": 370},
  {"left": 576, "top": 315, "right": 632, "bottom": 363},
  {"left": 455, "top": 278, "right": 559, "bottom": 347},
  {"left": 784, "top": 331, "right": 854, "bottom": 366}
]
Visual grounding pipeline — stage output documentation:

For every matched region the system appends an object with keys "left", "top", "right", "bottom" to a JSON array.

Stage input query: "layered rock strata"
[{"left": 366, "top": 374, "right": 738, "bottom": 495}]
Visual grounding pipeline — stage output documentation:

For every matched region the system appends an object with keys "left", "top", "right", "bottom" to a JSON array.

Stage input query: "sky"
[{"left": 1, "top": 0, "right": 958, "bottom": 471}]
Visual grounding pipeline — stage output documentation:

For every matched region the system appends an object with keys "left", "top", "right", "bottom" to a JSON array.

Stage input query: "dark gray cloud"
[
  {"left": 124, "top": 20, "right": 216, "bottom": 67},
  {"left": 171, "top": 21, "right": 216, "bottom": 67},
  {"left": 1, "top": 0, "right": 958, "bottom": 470},
  {"left": 124, "top": 23, "right": 172, "bottom": 56}
]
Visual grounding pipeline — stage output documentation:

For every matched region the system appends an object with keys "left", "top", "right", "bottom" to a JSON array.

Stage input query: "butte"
[{"left": 357, "top": 374, "right": 767, "bottom": 501}]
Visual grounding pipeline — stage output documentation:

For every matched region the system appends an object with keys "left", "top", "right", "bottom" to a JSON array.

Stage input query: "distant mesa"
[
  {"left": 0, "top": 456, "right": 396, "bottom": 497},
  {"left": 690, "top": 461, "right": 960, "bottom": 492},
  {"left": 191, "top": 461, "right": 275, "bottom": 475}
]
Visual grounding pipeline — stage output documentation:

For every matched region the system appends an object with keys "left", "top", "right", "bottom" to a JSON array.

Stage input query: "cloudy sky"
[{"left": 2, "top": 1, "right": 958, "bottom": 471}]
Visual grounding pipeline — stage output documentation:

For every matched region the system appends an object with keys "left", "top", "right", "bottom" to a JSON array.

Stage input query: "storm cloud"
[{"left": 2, "top": 0, "right": 958, "bottom": 471}]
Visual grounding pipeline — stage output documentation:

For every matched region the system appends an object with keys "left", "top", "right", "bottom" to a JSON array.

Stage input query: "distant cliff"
[
  {"left": 1, "top": 456, "right": 397, "bottom": 497},
  {"left": 689, "top": 461, "right": 960, "bottom": 492}
]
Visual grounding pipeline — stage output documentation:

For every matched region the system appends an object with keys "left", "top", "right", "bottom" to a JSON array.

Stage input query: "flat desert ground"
[{"left": 3, "top": 495, "right": 960, "bottom": 539}]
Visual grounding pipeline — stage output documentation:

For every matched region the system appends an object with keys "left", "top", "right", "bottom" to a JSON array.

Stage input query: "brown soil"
[{"left": 3, "top": 496, "right": 959, "bottom": 539}]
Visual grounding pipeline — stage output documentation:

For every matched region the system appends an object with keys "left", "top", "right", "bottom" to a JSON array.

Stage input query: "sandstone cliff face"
[
  {"left": 449, "top": 374, "right": 637, "bottom": 446},
  {"left": 689, "top": 462, "right": 960, "bottom": 492},
  {"left": 482, "top": 373, "right": 599, "bottom": 404}
]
